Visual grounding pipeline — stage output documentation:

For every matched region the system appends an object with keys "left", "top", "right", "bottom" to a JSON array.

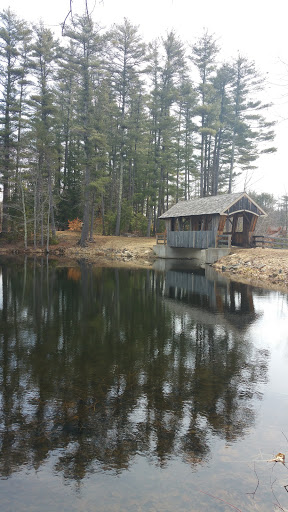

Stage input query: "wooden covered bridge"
[{"left": 154, "top": 192, "right": 266, "bottom": 264}]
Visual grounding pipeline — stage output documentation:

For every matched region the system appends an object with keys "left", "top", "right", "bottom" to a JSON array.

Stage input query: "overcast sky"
[{"left": 2, "top": 0, "right": 288, "bottom": 199}]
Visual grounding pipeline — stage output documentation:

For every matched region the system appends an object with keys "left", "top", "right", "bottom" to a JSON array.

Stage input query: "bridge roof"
[{"left": 159, "top": 192, "right": 266, "bottom": 219}]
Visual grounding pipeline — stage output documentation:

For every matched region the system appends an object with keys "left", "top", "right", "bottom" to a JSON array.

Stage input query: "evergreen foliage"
[{"left": 0, "top": 10, "right": 276, "bottom": 243}]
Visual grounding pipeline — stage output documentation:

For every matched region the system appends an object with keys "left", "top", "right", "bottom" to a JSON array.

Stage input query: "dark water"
[{"left": 0, "top": 257, "right": 288, "bottom": 512}]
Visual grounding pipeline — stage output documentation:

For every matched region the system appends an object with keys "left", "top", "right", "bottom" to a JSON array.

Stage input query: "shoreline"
[
  {"left": 1, "top": 233, "right": 288, "bottom": 292},
  {"left": 0, "top": 232, "right": 158, "bottom": 268}
]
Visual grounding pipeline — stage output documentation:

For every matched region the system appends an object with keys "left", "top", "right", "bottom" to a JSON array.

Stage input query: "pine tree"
[
  {"left": 106, "top": 18, "right": 146, "bottom": 235},
  {"left": 190, "top": 31, "right": 219, "bottom": 197},
  {"left": 64, "top": 15, "right": 105, "bottom": 246},
  {"left": 147, "top": 31, "right": 186, "bottom": 228},
  {"left": 0, "top": 12, "right": 277, "bottom": 241},
  {"left": 0, "top": 9, "right": 31, "bottom": 234},
  {"left": 29, "top": 22, "right": 60, "bottom": 248},
  {"left": 210, "top": 63, "right": 234, "bottom": 195},
  {"left": 226, "top": 55, "right": 276, "bottom": 192},
  {"left": 54, "top": 39, "right": 83, "bottom": 229},
  {"left": 174, "top": 73, "right": 198, "bottom": 200}
]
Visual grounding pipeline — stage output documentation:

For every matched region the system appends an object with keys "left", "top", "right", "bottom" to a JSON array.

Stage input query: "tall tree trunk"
[
  {"left": 46, "top": 200, "right": 50, "bottom": 253},
  {"left": 228, "top": 137, "right": 236, "bottom": 193},
  {"left": 34, "top": 181, "right": 37, "bottom": 248},
  {"left": 19, "top": 177, "right": 28, "bottom": 249},
  {"left": 146, "top": 204, "right": 153, "bottom": 237},
  {"left": 101, "top": 193, "right": 106, "bottom": 235},
  {"left": 48, "top": 167, "right": 56, "bottom": 238},
  {"left": 89, "top": 192, "right": 95, "bottom": 240},
  {"left": 79, "top": 163, "right": 90, "bottom": 246},
  {"left": 115, "top": 155, "right": 124, "bottom": 236}
]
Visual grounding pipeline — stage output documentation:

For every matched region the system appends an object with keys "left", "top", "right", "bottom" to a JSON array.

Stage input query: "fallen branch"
[
  {"left": 199, "top": 490, "right": 242, "bottom": 512},
  {"left": 246, "top": 462, "right": 259, "bottom": 499}
]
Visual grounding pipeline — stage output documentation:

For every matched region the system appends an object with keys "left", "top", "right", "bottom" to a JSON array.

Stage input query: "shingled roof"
[{"left": 159, "top": 192, "right": 266, "bottom": 219}]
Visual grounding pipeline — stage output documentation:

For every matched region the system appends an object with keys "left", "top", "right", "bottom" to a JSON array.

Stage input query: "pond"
[{"left": 0, "top": 257, "right": 288, "bottom": 512}]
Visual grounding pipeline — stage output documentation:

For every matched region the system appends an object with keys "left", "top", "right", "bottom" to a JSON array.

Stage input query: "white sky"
[{"left": 3, "top": 0, "right": 288, "bottom": 199}]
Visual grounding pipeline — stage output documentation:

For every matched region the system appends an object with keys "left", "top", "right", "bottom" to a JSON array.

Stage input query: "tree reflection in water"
[{"left": 0, "top": 258, "right": 269, "bottom": 482}]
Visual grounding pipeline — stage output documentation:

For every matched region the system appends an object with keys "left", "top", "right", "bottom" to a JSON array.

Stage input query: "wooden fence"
[{"left": 253, "top": 235, "right": 288, "bottom": 249}]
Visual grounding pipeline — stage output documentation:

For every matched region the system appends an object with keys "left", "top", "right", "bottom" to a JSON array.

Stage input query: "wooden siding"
[
  {"left": 225, "top": 195, "right": 262, "bottom": 216},
  {"left": 167, "top": 230, "right": 216, "bottom": 249}
]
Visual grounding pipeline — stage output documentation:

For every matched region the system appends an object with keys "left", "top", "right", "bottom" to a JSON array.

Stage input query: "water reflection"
[{"left": 0, "top": 258, "right": 269, "bottom": 483}]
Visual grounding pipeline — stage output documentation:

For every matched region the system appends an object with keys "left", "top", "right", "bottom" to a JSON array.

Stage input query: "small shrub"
[
  {"left": 131, "top": 213, "right": 148, "bottom": 236},
  {"left": 49, "top": 237, "right": 59, "bottom": 246},
  {"left": 68, "top": 218, "right": 82, "bottom": 231},
  {"left": 105, "top": 211, "right": 117, "bottom": 235}
]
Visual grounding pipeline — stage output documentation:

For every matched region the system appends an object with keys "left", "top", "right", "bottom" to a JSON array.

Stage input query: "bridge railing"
[
  {"left": 156, "top": 232, "right": 167, "bottom": 244},
  {"left": 215, "top": 234, "right": 232, "bottom": 248}
]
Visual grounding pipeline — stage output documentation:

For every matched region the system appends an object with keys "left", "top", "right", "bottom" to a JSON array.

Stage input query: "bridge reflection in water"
[
  {"left": 0, "top": 258, "right": 275, "bottom": 512},
  {"left": 164, "top": 264, "right": 257, "bottom": 331}
]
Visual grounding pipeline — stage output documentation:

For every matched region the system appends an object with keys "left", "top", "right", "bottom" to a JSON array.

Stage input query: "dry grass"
[{"left": 53, "top": 232, "right": 157, "bottom": 267}]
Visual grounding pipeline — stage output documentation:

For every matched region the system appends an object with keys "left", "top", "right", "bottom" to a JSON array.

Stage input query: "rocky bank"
[{"left": 212, "top": 248, "right": 288, "bottom": 291}]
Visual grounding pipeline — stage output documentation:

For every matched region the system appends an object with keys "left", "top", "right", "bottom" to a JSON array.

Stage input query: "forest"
[{"left": 0, "top": 8, "right": 277, "bottom": 247}]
